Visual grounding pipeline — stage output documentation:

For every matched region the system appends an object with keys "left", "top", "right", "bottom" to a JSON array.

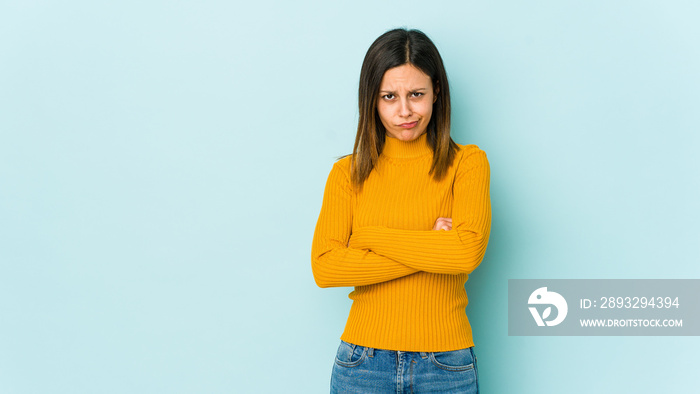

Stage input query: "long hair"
[{"left": 351, "top": 28, "right": 458, "bottom": 190}]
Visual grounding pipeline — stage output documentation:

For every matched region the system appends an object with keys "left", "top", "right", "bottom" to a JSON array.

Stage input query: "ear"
[{"left": 433, "top": 82, "right": 440, "bottom": 103}]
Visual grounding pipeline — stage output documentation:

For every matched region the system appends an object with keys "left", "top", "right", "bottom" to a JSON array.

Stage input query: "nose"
[{"left": 398, "top": 98, "right": 412, "bottom": 118}]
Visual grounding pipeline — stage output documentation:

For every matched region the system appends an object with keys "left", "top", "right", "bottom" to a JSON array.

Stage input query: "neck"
[{"left": 382, "top": 132, "right": 432, "bottom": 159}]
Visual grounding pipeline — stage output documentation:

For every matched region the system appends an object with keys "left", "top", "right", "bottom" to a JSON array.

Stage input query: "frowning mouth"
[{"left": 398, "top": 121, "right": 418, "bottom": 129}]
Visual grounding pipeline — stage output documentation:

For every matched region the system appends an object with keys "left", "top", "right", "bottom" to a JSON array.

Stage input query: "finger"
[{"left": 434, "top": 222, "right": 446, "bottom": 231}]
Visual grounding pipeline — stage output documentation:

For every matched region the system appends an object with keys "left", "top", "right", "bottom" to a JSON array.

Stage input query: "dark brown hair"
[{"left": 351, "top": 28, "right": 458, "bottom": 190}]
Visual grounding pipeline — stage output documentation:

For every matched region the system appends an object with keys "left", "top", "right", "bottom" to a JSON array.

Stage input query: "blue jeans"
[{"left": 330, "top": 340, "right": 479, "bottom": 393}]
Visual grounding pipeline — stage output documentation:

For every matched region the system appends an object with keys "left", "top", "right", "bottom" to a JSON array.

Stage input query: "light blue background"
[{"left": 1, "top": 1, "right": 698, "bottom": 393}]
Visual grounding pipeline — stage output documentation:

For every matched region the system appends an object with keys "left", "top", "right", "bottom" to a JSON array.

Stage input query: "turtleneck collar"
[{"left": 381, "top": 132, "right": 432, "bottom": 159}]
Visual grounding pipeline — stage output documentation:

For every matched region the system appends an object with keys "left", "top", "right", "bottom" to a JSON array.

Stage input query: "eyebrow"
[{"left": 379, "top": 88, "right": 428, "bottom": 93}]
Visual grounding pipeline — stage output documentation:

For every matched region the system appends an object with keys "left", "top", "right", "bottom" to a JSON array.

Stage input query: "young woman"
[{"left": 311, "top": 28, "right": 491, "bottom": 393}]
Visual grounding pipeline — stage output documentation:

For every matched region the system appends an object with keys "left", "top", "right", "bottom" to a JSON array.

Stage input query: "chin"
[{"left": 392, "top": 129, "right": 425, "bottom": 141}]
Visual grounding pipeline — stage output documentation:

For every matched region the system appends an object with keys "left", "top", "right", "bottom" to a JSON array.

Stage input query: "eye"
[
  {"left": 411, "top": 92, "right": 424, "bottom": 98},
  {"left": 382, "top": 94, "right": 395, "bottom": 100}
]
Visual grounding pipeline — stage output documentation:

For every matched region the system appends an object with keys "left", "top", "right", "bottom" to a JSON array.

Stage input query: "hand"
[{"left": 432, "top": 217, "right": 452, "bottom": 231}]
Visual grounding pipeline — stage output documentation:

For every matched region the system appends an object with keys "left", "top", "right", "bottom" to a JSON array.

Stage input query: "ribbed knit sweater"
[{"left": 311, "top": 132, "right": 491, "bottom": 352}]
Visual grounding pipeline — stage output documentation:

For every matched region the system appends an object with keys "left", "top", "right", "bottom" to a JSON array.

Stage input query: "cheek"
[
  {"left": 420, "top": 102, "right": 434, "bottom": 121},
  {"left": 376, "top": 103, "right": 392, "bottom": 123}
]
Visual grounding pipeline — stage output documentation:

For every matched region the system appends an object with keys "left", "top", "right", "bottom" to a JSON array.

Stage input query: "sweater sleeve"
[
  {"left": 311, "top": 159, "right": 419, "bottom": 288},
  {"left": 348, "top": 148, "right": 491, "bottom": 275}
]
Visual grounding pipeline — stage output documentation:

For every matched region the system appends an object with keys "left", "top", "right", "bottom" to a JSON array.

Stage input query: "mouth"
[{"left": 398, "top": 121, "right": 419, "bottom": 129}]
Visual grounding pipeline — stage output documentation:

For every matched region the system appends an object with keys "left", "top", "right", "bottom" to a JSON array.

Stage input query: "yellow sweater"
[{"left": 311, "top": 132, "right": 491, "bottom": 352}]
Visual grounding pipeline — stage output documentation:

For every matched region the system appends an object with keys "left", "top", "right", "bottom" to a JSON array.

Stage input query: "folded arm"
[
  {"left": 348, "top": 148, "right": 491, "bottom": 275},
  {"left": 311, "top": 160, "right": 419, "bottom": 288}
]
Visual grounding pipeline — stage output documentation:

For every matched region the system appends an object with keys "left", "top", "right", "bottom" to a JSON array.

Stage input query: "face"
[{"left": 376, "top": 64, "right": 437, "bottom": 141}]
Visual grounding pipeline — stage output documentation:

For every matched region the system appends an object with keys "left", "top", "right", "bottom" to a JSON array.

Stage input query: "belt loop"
[
  {"left": 368, "top": 347, "right": 375, "bottom": 357},
  {"left": 420, "top": 352, "right": 428, "bottom": 359}
]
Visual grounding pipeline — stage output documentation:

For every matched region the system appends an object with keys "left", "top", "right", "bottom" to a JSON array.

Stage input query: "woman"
[{"left": 311, "top": 28, "right": 491, "bottom": 394}]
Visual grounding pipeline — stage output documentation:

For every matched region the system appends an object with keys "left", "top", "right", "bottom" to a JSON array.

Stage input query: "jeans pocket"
[
  {"left": 334, "top": 340, "right": 368, "bottom": 368},
  {"left": 429, "top": 347, "right": 475, "bottom": 372}
]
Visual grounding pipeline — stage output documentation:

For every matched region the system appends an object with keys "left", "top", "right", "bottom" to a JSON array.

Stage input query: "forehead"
[{"left": 380, "top": 64, "right": 432, "bottom": 90}]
